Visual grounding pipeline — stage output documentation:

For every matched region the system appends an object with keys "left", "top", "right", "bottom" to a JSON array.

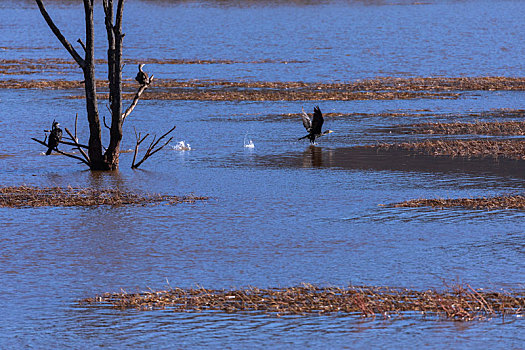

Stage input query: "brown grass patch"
[
  {"left": 393, "top": 120, "right": 525, "bottom": 136},
  {"left": 389, "top": 194, "right": 525, "bottom": 210},
  {"left": 0, "top": 58, "right": 307, "bottom": 75},
  {"left": 0, "top": 186, "right": 207, "bottom": 208},
  {"left": 2, "top": 61, "right": 525, "bottom": 92},
  {"left": 5, "top": 75, "right": 525, "bottom": 101},
  {"left": 373, "top": 140, "right": 525, "bottom": 160},
  {"left": 3, "top": 74, "right": 524, "bottom": 101},
  {"left": 120, "top": 90, "right": 452, "bottom": 101},
  {"left": 0, "top": 78, "right": 458, "bottom": 101},
  {"left": 80, "top": 283, "right": 524, "bottom": 321}
]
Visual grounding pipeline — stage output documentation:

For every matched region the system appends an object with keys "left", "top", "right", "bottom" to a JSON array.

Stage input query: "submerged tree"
[{"left": 32, "top": 0, "right": 174, "bottom": 170}]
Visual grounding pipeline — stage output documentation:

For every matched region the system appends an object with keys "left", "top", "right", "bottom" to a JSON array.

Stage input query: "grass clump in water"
[
  {"left": 81, "top": 283, "right": 524, "bottom": 321},
  {"left": 0, "top": 186, "right": 207, "bottom": 208},
  {"left": 388, "top": 194, "right": 525, "bottom": 210},
  {"left": 394, "top": 120, "right": 525, "bottom": 136},
  {"left": 373, "top": 140, "right": 525, "bottom": 160}
]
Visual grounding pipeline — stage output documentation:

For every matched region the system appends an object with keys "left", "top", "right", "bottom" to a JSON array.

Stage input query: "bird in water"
[
  {"left": 135, "top": 64, "right": 149, "bottom": 85},
  {"left": 46, "top": 121, "right": 63, "bottom": 155},
  {"left": 298, "top": 105, "right": 333, "bottom": 144}
]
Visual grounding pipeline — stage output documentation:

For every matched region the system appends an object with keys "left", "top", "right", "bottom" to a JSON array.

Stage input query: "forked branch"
[
  {"left": 122, "top": 75, "right": 154, "bottom": 123},
  {"left": 32, "top": 137, "right": 90, "bottom": 166},
  {"left": 64, "top": 128, "right": 90, "bottom": 164},
  {"left": 32, "top": 115, "right": 91, "bottom": 166},
  {"left": 131, "top": 125, "right": 176, "bottom": 169}
]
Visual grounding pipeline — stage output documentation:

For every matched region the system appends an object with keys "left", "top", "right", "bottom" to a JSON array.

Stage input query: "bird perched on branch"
[
  {"left": 46, "top": 121, "right": 62, "bottom": 155},
  {"left": 135, "top": 64, "right": 149, "bottom": 85},
  {"left": 298, "top": 106, "right": 333, "bottom": 144}
]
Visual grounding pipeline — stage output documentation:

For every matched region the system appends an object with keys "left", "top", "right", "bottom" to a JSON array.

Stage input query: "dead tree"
[{"left": 33, "top": 0, "right": 175, "bottom": 170}]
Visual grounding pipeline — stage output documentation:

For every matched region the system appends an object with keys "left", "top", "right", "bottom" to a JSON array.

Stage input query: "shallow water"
[{"left": 1, "top": 0, "right": 525, "bottom": 348}]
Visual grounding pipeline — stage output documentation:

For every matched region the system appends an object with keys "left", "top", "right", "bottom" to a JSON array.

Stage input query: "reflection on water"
[
  {"left": 1, "top": 0, "right": 525, "bottom": 348},
  {"left": 301, "top": 145, "right": 335, "bottom": 168},
  {"left": 262, "top": 146, "right": 525, "bottom": 181}
]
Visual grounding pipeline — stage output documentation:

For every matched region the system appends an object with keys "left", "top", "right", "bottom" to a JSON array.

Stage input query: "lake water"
[{"left": 1, "top": 0, "right": 524, "bottom": 348}]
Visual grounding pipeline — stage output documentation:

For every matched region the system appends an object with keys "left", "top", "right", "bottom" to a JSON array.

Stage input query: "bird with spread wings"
[{"left": 298, "top": 105, "right": 333, "bottom": 144}]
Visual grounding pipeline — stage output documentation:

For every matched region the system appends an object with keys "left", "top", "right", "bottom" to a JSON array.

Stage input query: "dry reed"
[
  {"left": 389, "top": 194, "right": 525, "bottom": 210},
  {"left": 373, "top": 140, "right": 525, "bottom": 160},
  {"left": 81, "top": 284, "right": 524, "bottom": 321},
  {"left": 396, "top": 121, "right": 525, "bottom": 136},
  {"left": 0, "top": 78, "right": 457, "bottom": 101},
  {"left": 5, "top": 75, "right": 525, "bottom": 101},
  {"left": 0, "top": 186, "right": 207, "bottom": 208}
]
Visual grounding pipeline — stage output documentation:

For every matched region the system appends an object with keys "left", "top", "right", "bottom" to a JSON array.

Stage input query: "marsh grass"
[
  {"left": 373, "top": 140, "right": 525, "bottom": 160},
  {"left": 388, "top": 194, "right": 525, "bottom": 210},
  {"left": 0, "top": 186, "right": 207, "bottom": 208},
  {"left": 81, "top": 283, "right": 524, "bottom": 321},
  {"left": 392, "top": 120, "right": 525, "bottom": 136},
  {"left": 0, "top": 79, "right": 457, "bottom": 101}
]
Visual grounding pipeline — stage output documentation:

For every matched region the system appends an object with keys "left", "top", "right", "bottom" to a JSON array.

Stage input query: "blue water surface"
[{"left": 0, "top": 0, "right": 524, "bottom": 348}]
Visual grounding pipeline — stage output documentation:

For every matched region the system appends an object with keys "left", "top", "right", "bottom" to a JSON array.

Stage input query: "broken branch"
[{"left": 77, "top": 38, "right": 86, "bottom": 52}]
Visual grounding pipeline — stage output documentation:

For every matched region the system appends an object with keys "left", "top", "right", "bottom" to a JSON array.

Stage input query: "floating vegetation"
[
  {"left": 373, "top": 140, "right": 525, "bottom": 160},
  {"left": 0, "top": 58, "right": 307, "bottom": 75},
  {"left": 2, "top": 76, "right": 523, "bottom": 101},
  {"left": 120, "top": 89, "right": 453, "bottom": 101},
  {"left": 391, "top": 120, "right": 525, "bottom": 136},
  {"left": 0, "top": 78, "right": 457, "bottom": 101},
  {"left": 388, "top": 194, "right": 525, "bottom": 210},
  {"left": 81, "top": 283, "right": 524, "bottom": 321},
  {"left": 10, "top": 76, "right": 525, "bottom": 101},
  {"left": 0, "top": 186, "right": 207, "bottom": 208},
  {"left": 4, "top": 75, "right": 523, "bottom": 101}
]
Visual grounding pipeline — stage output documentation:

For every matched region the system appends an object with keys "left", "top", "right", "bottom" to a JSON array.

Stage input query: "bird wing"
[
  {"left": 300, "top": 107, "right": 312, "bottom": 132},
  {"left": 310, "top": 106, "right": 324, "bottom": 134}
]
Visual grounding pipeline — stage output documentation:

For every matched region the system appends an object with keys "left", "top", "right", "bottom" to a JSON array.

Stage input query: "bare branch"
[
  {"left": 131, "top": 128, "right": 149, "bottom": 169},
  {"left": 102, "top": 0, "right": 111, "bottom": 17},
  {"left": 122, "top": 76, "right": 154, "bottom": 123},
  {"left": 74, "top": 113, "right": 78, "bottom": 139},
  {"left": 34, "top": 0, "right": 85, "bottom": 69},
  {"left": 32, "top": 137, "right": 90, "bottom": 166},
  {"left": 59, "top": 139, "right": 89, "bottom": 149},
  {"left": 102, "top": 115, "right": 111, "bottom": 130},
  {"left": 64, "top": 128, "right": 90, "bottom": 164},
  {"left": 145, "top": 136, "right": 174, "bottom": 159},
  {"left": 115, "top": 0, "right": 125, "bottom": 35},
  {"left": 77, "top": 38, "right": 86, "bottom": 52},
  {"left": 131, "top": 125, "right": 176, "bottom": 169}
]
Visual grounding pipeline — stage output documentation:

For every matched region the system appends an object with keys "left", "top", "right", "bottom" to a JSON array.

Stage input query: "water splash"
[
  {"left": 243, "top": 134, "right": 255, "bottom": 148},
  {"left": 172, "top": 141, "right": 191, "bottom": 151}
]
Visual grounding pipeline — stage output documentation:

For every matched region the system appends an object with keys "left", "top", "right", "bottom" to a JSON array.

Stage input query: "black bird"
[
  {"left": 135, "top": 64, "right": 149, "bottom": 85},
  {"left": 298, "top": 105, "right": 333, "bottom": 144},
  {"left": 46, "top": 121, "right": 62, "bottom": 155}
]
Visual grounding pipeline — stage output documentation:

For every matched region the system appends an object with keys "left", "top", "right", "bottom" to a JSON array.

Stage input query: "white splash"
[
  {"left": 243, "top": 134, "right": 255, "bottom": 148},
  {"left": 172, "top": 141, "right": 191, "bottom": 151}
]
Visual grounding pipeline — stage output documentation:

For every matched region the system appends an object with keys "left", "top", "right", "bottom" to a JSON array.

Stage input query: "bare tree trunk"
[
  {"left": 102, "top": 0, "right": 124, "bottom": 170},
  {"left": 82, "top": 0, "right": 105, "bottom": 169}
]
